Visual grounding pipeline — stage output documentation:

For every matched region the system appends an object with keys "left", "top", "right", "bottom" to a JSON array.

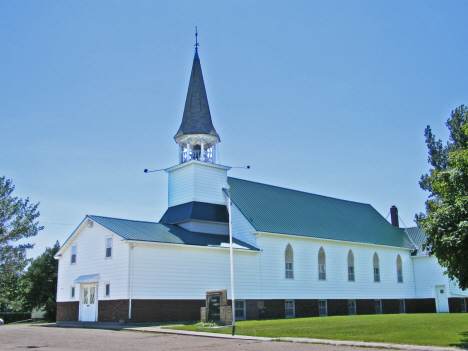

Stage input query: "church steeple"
[{"left": 174, "top": 37, "right": 220, "bottom": 164}]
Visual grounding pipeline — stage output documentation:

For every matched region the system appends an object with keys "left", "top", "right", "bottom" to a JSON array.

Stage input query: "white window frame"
[
  {"left": 285, "top": 244, "right": 294, "bottom": 279},
  {"left": 373, "top": 253, "right": 380, "bottom": 282},
  {"left": 71, "top": 286, "right": 75, "bottom": 299},
  {"left": 374, "top": 299, "right": 382, "bottom": 314},
  {"left": 285, "top": 300, "right": 295, "bottom": 318},
  {"left": 285, "top": 262, "right": 294, "bottom": 279},
  {"left": 397, "top": 269, "right": 403, "bottom": 283},
  {"left": 348, "top": 300, "right": 356, "bottom": 315},
  {"left": 461, "top": 298, "right": 466, "bottom": 313},
  {"left": 71, "top": 244, "right": 77, "bottom": 265},
  {"left": 399, "top": 299, "right": 405, "bottom": 314},
  {"left": 234, "top": 300, "right": 246, "bottom": 320},
  {"left": 319, "top": 300, "right": 327, "bottom": 317},
  {"left": 105, "top": 283, "right": 110, "bottom": 297},
  {"left": 348, "top": 266, "right": 355, "bottom": 282},
  {"left": 374, "top": 267, "right": 380, "bottom": 282},
  {"left": 318, "top": 247, "right": 326, "bottom": 281},
  {"left": 397, "top": 255, "right": 403, "bottom": 283},
  {"left": 348, "top": 250, "right": 355, "bottom": 282},
  {"left": 105, "top": 236, "right": 112, "bottom": 259}
]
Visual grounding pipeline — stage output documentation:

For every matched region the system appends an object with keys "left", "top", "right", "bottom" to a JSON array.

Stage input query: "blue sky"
[{"left": 1, "top": 1, "right": 467, "bottom": 259}]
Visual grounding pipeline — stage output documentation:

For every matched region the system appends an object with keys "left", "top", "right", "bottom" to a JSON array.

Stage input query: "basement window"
[
  {"left": 399, "top": 299, "right": 405, "bottom": 313},
  {"left": 348, "top": 300, "right": 356, "bottom": 315},
  {"left": 235, "top": 300, "right": 246, "bottom": 320},
  {"left": 285, "top": 300, "right": 295, "bottom": 318},
  {"left": 319, "top": 300, "right": 328, "bottom": 317},
  {"left": 374, "top": 300, "right": 382, "bottom": 314}
]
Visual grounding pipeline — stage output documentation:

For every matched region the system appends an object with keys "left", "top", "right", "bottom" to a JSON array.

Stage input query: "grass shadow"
[{"left": 450, "top": 331, "right": 468, "bottom": 350}]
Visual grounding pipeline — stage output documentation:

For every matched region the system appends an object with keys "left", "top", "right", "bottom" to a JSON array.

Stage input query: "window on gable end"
[
  {"left": 318, "top": 247, "right": 326, "bottom": 280},
  {"left": 348, "top": 250, "right": 355, "bottom": 282},
  {"left": 373, "top": 252, "right": 380, "bottom": 282},
  {"left": 285, "top": 244, "right": 294, "bottom": 279},
  {"left": 71, "top": 244, "right": 77, "bottom": 264},
  {"left": 397, "top": 255, "right": 403, "bottom": 283},
  {"left": 106, "top": 237, "right": 112, "bottom": 258}
]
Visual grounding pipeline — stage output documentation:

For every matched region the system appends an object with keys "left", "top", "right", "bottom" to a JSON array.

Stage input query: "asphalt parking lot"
[{"left": 0, "top": 323, "right": 382, "bottom": 351}]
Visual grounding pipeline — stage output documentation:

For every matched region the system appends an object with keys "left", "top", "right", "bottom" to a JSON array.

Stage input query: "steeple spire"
[{"left": 174, "top": 33, "right": 220, "bottom": 164}]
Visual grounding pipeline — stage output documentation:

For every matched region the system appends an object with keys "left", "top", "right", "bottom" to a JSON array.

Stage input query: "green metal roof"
[
  {"left": 159, "top": 201, "right": 229, "bottom": 224},
  {"left": 226, "top": 177, "right": 415, "bottom": 249},
  {"left": 405, "top": 227, "right": 429, "bottom": 256},
  {"left": 87, "top": 215, "right": 258, "bottom": 251}
]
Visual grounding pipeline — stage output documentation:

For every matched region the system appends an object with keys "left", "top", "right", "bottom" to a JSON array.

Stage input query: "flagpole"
[{"left": 228, "top": 186, "right": 235, "bottom": 332}]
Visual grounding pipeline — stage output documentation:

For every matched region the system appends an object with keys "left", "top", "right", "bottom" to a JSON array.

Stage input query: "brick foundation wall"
[
  {"left": 448, "top": 298, "right": 462, "bottom": 313},
  {"left": 295, "top": 299, "right": 319, "bottom": 318},
  {"left": 56, "top": 301, "right": 79, "bottom": 321},
  {"left": 382, "top": 299, "right": 400, "bottom": 314},
  {"left": 130, "top": 299, "right": 205, "bottom": 323},
  {"left": 404, "top": 298, "right": 436, "bottom": 313},
  {"left": 98, "top": 299, "right": 129, "bottom": 322},
  {"left": 263, "top": 299, "right": 286, "bottom": 319},
  {"left": 245, "top": 300, "right": 260, "bottom": 320},
  {"left": 327, "top": 299, "right": 349, "bottom": 316},
  {"left": 57, "top": 297, "right": 440, "bottom": 323},
  {"left": 356, "top": 299, "right": 375, "bottom": 315}
]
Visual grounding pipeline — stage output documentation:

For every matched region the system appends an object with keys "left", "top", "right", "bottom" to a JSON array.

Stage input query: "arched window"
[
  {"left": 397, "top": 255, "right": 403, "bottom": 283},
  {"left": 318, "top": 247, "right": 326, "bottom": 280},
  {"left": 373, "top": 253, "right": 380, "bottom": 282},
  {"left": 348, "top": 250, "right": 355, "bottom": 281},
  {"left": 285, "top": 244, "right": 294, "bottom": 279}
]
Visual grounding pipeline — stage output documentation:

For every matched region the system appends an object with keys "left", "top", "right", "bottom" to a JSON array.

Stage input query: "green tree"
[
  {"left": 0, "top": 176, "right": 43, "bottom": 311},
  {"left": 416, "top": 105, "right": 468, "bottom": 290},
  {"left": 22, "top": 241, "right": 60, "bottom": 321}
]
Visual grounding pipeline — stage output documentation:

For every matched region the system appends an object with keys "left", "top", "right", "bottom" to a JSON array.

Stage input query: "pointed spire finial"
[{"left": 195, "top": 26, "right": 199, "bottom": 53}]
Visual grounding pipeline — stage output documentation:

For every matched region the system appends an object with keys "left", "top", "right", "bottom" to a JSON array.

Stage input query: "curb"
[{"left": 41, "top": 323, "right": 462, "bottom": 351}]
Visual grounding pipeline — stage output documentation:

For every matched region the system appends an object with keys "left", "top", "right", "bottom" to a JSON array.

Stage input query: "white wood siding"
[
  {"left": 230, "top": 203, "right": 257, "bottom": 246},
  {"left": 130, "top": 243, "right": 261, "bottom": 300},
  {"left": 168, "top": 161, "right": 228, "bottom": 207},
  {"left": 56, "top": 222, "right": 129, "bottom": 302},
  {"left": 177, "top": 221, "right": 229, "bottom": 235},
  {"left": 449, "top": 279, "right": 468, "bottom": 297},
  {"left": 168, "top": 163, "right": 195, "bottom": 207},
  {"left": 413, "top": 256, "right": 452, "bottom": 298},
  {"left": 256, "top": 234, "right": 416, "bottom": 300}
]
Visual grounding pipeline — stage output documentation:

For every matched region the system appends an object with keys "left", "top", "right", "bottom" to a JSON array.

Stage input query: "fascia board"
[
  {"left": 256, "top": 231, "right": 414, "bottom": 251},
  {"left": 121, "top": 239, "right": 260, "bottom": 252}
]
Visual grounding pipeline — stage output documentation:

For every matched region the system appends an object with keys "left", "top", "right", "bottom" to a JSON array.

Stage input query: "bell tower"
[
  {"left": 165, "top": 35, "right": 230, "bottom": 210},
  {"left": 174, "top": 38, "right": 220, "bottom": 165}
]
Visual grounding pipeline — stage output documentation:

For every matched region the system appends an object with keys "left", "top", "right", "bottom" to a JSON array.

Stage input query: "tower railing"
[{"left": 182, "top": 149, "right": 213, "bottom": 163}]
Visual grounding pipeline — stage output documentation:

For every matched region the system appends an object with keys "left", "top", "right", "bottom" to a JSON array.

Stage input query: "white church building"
[{"left": 55, "top": 47, "right": 467, "bottom": 323}]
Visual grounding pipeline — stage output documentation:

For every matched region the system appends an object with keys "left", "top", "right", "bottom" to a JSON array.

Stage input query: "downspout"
[{"left": 128, "top": 243, "right": 135, "bottom": 320}]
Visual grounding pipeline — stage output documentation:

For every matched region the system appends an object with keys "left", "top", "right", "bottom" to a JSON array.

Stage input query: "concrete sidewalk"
[{"left": 43, "top": 322, "right": 461, "bottom": 351}]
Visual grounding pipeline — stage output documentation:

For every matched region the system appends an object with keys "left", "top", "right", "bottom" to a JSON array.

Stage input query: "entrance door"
[
  {"left": 436, "top": 285, "right": 449, "bottom": 313},
  {"left": 80, "top": 284, "right": 97, "bottom": 321}
]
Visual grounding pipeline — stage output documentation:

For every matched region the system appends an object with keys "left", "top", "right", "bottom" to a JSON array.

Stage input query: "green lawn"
[{"left": 167, "top": 314, "right": 468, "bottom": 348}]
